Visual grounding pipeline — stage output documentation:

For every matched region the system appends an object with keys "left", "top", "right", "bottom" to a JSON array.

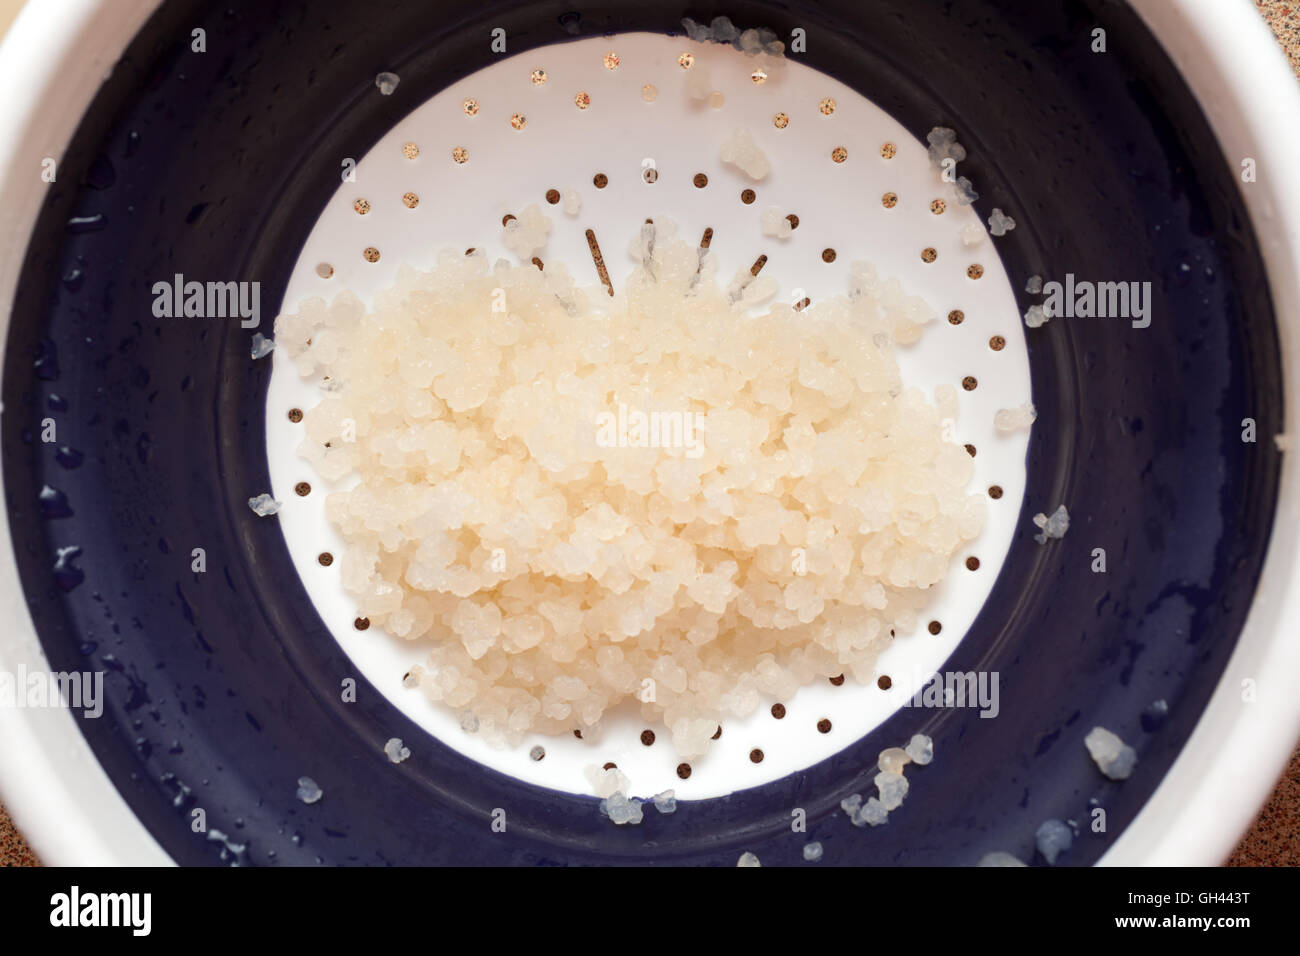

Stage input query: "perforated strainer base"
[{"left": 263, "top": 32, "right": 1032, "bottom": 801}]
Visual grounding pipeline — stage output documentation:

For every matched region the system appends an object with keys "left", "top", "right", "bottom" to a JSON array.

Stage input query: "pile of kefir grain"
[{"left": 274, "top": 217, "right": 984, "bottom": 757}]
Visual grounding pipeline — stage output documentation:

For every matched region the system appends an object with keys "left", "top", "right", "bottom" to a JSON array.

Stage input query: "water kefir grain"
[{"left": 274, "top": 216, "right": 985, "bottom": 758}]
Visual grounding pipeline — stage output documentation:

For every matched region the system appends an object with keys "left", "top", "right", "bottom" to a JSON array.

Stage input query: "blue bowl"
[{"left": 0, "top": 0, "right": 1285, "bottom": 865}]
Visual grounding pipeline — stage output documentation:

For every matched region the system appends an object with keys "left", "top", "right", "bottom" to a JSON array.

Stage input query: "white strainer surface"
[{"left": 263, "top": 32, "right": 1032, "bottom": 800}]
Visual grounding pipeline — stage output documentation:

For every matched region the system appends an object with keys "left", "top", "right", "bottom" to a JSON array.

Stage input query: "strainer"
[{"left": 265, "top": 30, "right": 1033, "bottom": 800}]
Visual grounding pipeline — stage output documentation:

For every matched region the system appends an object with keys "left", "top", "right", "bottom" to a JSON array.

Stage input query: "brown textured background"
[{"left": 1, "top": 0, "right": 1298, "bottom": 867}]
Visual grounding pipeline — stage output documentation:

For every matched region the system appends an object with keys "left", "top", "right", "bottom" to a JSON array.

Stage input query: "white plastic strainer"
[{"left": 262, "top": 32, "right": 1032, "bottom": 801}]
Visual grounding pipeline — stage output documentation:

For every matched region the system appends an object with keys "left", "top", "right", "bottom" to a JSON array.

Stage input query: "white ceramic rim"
[
  {"left": 0, "top": 0, "right": 1296, "bottom": 866},
  {"left": 0, "top": 0, "right": 171, "bottom": 865}
]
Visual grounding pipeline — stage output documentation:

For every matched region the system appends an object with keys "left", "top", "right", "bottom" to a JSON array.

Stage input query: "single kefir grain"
[
  {"left": 1035, "top": 818, "right": 1073, "bottom": 865},
  {"left": 296, "top": 776, "right": 323, "bottom": 804},
  {"left": 1085, "top": 726, "right": 1138, "bottom": 780},
  {"left": 384, "top": 737, "right": 411, "bottom": 763},
  {"left": 1032, "top": 504, "right": 1070, "bottom": 544},
  {"left": 978, "top": 851, "right": 1027, "bottom": 867},
  {"left": 994, "top": 403, "right": 1037, "bottom": 433},
  {"left": 905, "top": 733, "right": 934, "bottom": 765},
  {"left": 248, "top": 493, "right": 281, "bottom": 516}
]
